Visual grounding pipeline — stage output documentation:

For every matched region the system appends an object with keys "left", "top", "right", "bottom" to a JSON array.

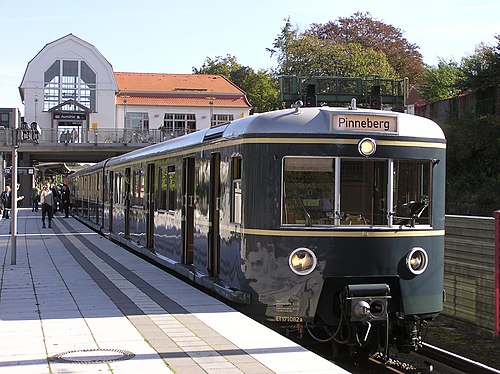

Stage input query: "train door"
[
  {"left": 182, "top": 157, "right": 195, "bottom": 265},
  {"left": 372, "top": 161, "right": 388, "bottom": 224},
  {"left": 124, "top": 167, "right": 131, "bottom": 238},
  {"left": 109, "top": 171, "right": 114, "bottom": 232},
  {"left": 146, "top": 163, "right": 155, "bottom": 249},
  {"left": 96, "top": 173, "right": 100, "bottom": 225},
  {"left": 208, "top": 152, "right": 221, "bottom": 277}
]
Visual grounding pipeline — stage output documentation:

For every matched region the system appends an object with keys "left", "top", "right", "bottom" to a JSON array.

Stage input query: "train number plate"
[{"left": 274, "top": 316, "right": 303, "bottom": 323}]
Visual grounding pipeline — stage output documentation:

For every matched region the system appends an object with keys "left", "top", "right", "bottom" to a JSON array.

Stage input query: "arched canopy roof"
[{"left": 36, "top": 162, "right": 72, "bottom": 178}]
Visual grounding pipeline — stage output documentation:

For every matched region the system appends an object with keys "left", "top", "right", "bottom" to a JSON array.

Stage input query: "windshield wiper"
[{"left": 297, "top": 196, "right": 312, "bottom": 227}]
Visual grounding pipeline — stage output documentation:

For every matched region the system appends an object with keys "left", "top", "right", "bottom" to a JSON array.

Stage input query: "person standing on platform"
[
  {"left": 1, "top": 186, "right": 12, "bottom": 219},
  {"left": 72, "top": 127, "right": 78, "bottom": 143},
  {"left": 60, "top": 183, "right": 70, "bottom": 218},
  {"left": 40, "top": 182, "right": 54, "bottom": 228},
  {"left": 50, "top": 183, "right": 59, "bottom": 216},
  {"left": 31, "top": 185, "right": 40, "bottom": 212},
  {"left": 59, "top": 183, "right": 64, "bottom": 212}
]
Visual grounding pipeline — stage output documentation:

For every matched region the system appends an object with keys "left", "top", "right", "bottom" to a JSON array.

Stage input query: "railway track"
[
  {"left": 367, "top": 342, "right": 500, "bottom": 374},
  {"left": 298, "top": 337, "right": 500, "bottom": 373},
  {"left": 417, "top": 342, "right": 500, "bottom": 374}
]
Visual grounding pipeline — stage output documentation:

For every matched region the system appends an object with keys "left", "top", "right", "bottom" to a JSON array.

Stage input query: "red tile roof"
[
  {"left": 115, "top": 72, "right": 251, "bottom": 108},
  {"left": 115, "top": 72, "right": 244, "bottom": 94},
  {"left": 116, "top": 95, "right": 250, "bottom": 108}
]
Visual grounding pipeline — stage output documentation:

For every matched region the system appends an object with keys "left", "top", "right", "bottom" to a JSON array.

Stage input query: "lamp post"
[
  {"left": 123, "top": 97, "right": 129, "bottom": 144},
  {"left": 10, "top": 115, "right": 19, "bottom": 265}
]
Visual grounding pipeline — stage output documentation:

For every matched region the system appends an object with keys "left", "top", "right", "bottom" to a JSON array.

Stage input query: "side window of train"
[
  {"left": 139, "top": 169, "right": 145, "bottom": 207},
  {"left": 158, "top": 167, "right": 167, "bottom": 211},
  {"left": 231, "top": 157, "right": 242, "bottom": 224},
  {"left": 83, "top": 175, "right": 88, "bottom": 200},
  {"left": 103, "top": 173, "right": 108, "bottom": 203},
  {"left": 158, "top": 165, "right": 176, "bottom": 212},
  {"left": 115, "top": 173, "right": 123, "bottom": 205},
  {"left": 282, "top": 157, "right": 335, "bottom": 226},
  {"left": 131, "top": 171, "right": 137, "bottom": 205},
  {"left": 167, "top": 165, "right": 176, "bottom": 211},
  {"left": 96, "top": 174, "right": 101, "bottom": 200},
  {"left": 132, "top": 169, "right": 145, "bottom": 207},
  {"left": 90, "top": 175, "right": 95, "bottom": 201}
]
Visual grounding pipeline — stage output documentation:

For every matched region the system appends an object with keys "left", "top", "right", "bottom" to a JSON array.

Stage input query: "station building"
[
  {"left": 19, "top": 34, "right": 252, "bottom": 142},
  {"left": 3, "top": 34, "right": 251, "bottom": 207}
]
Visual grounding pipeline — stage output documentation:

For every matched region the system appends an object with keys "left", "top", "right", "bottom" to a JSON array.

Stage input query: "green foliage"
[
  {"left": 269, "top": 17, "right": 396, "bottom": 79},
  {"left": 193, "top": 54, "right": 279, "bottom": 113},
  {"left": 307, "top": 12, "right": 425, "bottom": 83},
  {"left": 241, "top": 70, "right": 280, "bottom": 112},
  {"left": 459, "top": 35, "right": 500, "bottom": 92},
  {"left": 420, "top": 59, "right": 464, "bottom": 102},
  {"left": 272, "top": 32, "right": 396, "bottom": 78},
  {"left": 192, "top": 54, "right": 248, "bottom": 87},
  {"left": 192, "top": 55, "right": 239, "bottom": 76},
  {"left": 267, "top": 17, "right": 296, "bottom": 74},
  {"left": 444, "top": 114, "right": 500, "bottom": 215},
  {"left": 419, "top": 36, "right": 499, "bottom": 215},
  {"left": 422, "top": 35, "right": 500, "bottom": 103},
  {"left": 195, "top": 14, "right": 430, "bottom": 110}
]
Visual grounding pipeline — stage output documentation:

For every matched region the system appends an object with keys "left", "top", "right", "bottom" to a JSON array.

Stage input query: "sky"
[{"left": 0, "top": 0, "right": 498, "bottom": 112}]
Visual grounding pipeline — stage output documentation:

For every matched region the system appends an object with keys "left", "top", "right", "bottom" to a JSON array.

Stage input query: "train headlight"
[
  {"left": 406, "top": 247, "right": 429, "bottom": 275},
  {"left": 289, "top": 247, "right": 317, "bottom": 275},
  {"left": 370, "top": 300, "right": 386, "bottom": 317},
  {"left": 358, "top": 138, "right": 376, "bottom": 157}
]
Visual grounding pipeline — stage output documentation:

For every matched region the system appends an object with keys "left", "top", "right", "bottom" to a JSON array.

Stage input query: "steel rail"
[{"left": 420, "top": 342, "right": 500, "bottom": 374}]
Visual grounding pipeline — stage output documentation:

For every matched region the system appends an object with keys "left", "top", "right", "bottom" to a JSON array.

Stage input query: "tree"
[
  {"left": 268, "top": 20, "right": 396, "bottom": 78},
  {"left": 193, "top": 55, "right": 279, "bottom": 113},
  {"left": 241, "top": 70, "right": 280, "bottom": 113},
  {"left": 193, "top": 55, "right": 248, "bottom": 87},
  {"left": 307, "top": 12, "right": 425, "bottom": 83},
  {"left": 444, "top": 113, "right": 500, "bottom": 215},
  {"left": 267, "top": 17, "right": 297, "bottom": 75},
  {"left": 420, "top": 59, "right": 463, "bottom": 102},
  {"left": 459, "top": 35, "right": 500, "bottom": 92}
]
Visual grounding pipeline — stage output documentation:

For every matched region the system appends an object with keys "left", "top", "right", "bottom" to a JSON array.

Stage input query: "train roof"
[
  {"left": 224, "top": 107, "right": 445, "bottom": 139},
  {"left": 103, "top": 107, "right": 445, "bottom": 168},
  {"left": 68, "top": 158, "right": 109, "bottom": 178}
]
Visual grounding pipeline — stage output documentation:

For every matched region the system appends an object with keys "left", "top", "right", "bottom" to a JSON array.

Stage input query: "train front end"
[{"left": 236, "top": 106, "right": 446, "bottom": 353}]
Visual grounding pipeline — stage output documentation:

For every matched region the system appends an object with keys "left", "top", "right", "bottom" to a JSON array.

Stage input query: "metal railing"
[{"left": 0, "top": 128, "right": 193, "bottom": 147}]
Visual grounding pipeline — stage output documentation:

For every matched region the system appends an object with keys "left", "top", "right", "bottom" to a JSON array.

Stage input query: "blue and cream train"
[{"left": 68, "top": 103, "right": 446, "bottom": 354}]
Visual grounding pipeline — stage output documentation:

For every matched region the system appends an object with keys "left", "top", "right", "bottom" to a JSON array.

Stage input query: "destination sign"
[{"left": 332, "top": 114, "right": 398, "bottom": 133}]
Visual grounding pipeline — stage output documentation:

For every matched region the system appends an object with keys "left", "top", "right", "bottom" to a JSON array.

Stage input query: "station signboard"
[{"left": 4, "top": 167, "right": 35, "bottom": 175}]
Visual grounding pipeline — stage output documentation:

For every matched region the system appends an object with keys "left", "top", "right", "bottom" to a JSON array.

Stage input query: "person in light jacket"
[{"left": 39, "top": 182, "right": 54, "bottom": 228}]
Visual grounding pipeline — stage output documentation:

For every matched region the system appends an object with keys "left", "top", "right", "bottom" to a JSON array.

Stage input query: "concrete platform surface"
[{"left": 0, "top": 209, "right": 348, "bottom": 373}]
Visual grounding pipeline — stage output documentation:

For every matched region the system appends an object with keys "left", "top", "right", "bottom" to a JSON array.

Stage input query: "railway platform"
[{"left": 0, "top": 209, "right": 348, "bottom": 373}]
